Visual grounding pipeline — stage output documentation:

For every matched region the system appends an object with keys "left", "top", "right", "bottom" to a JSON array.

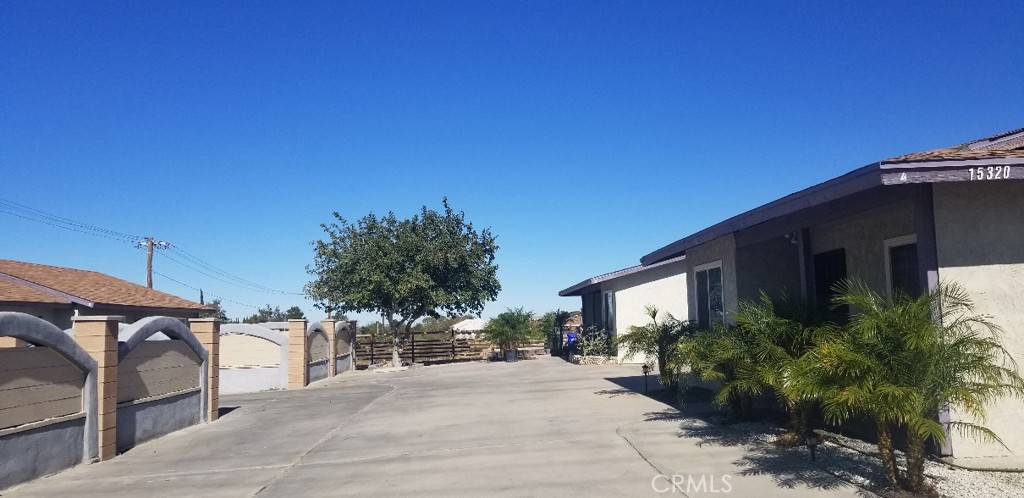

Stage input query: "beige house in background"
[
  {"left": 636, "top": 127, "right": 1024, "bottom": 460},
  {"left": 0, "top": 259, "right": 212, "bottom": 331},
  {"left": 559, "top": 255, "right": 686, "bottom": 364}
]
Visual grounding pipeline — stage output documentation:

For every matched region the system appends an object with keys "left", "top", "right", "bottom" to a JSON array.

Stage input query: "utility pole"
[
  {"left": 146, "top": 237, "right": 154, "bottom": 288},
  {"left": 137, "top": 237, "right": 171, "bottom": 288}
]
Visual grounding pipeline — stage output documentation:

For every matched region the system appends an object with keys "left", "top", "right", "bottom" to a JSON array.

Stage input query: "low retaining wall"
[
  {"left": 0, "top": 415, "right": 86, "bottom": 490},
  {"left": 0, "top": 312, "right": 97, "bottom": 491},
  {"left": 335, "top": 352, "right": 353, "bottom": 374},
  {"left": 116, "top": 389, "right": 201, "bottom": 452}
]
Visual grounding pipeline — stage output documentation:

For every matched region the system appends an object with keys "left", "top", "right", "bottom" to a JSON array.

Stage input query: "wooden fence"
[
  {"left": 354, "top": 331, "right": 494, "bottom": 367},
  {"left": 354, "top": 331, "right": 550, "bottom": 367}
]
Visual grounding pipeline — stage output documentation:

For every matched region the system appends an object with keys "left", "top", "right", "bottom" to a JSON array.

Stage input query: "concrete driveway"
[{"left": 5, "top": 357, "right": 866, "bottom": 497}]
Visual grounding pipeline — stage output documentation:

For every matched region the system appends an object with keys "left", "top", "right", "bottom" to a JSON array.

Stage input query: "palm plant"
[
  {"left": 793, "top": 279, "right": 1024, "bottom": 493},
  {"left": 676, "top": 323, "right": 758, "bottom": 420},
  {"left": 732, "top": 292, "right": 837, "bottom": 437},
  {"left": 615, "top": 306, "right": 697, "bottom": 391},
  {"left": 484, "top": 307, "right": 538, "bottom": 360}
]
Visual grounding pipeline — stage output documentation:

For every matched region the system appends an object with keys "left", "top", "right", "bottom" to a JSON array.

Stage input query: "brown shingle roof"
[
  {"left": 0, "top": 278, "right": 69, "bottom": 305},
  {"left": 884, "top": 127, "right": 1024, "bottom": 164},
  {"left": 0, "top": 259, "right": 211, "bottom": 311}
]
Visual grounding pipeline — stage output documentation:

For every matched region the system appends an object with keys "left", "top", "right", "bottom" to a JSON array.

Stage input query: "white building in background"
[
  {"left": 558, "top": 255, "right": 687, "bottom": 364},
  {"left": 452, "top": 317, "right": 488, "bottom": 339}
]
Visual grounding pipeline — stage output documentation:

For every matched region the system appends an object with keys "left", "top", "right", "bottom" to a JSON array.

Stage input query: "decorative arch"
[
  {"left": 0, "top": 312, "right": 99, "bottom": 462},
  {"left": 306, "top": 321, "right": 331, "bottom": 383},
  {"left": 220, "top": 323, "right": 288, "bottom": 347},
  {"left": 116, "top": 316, "right": 209, "bottom": 421},
  {"left": 118, "top": 317, "right": 207, "bottom": 363},
  {"left": 219, "top": 323, "right": 289, "bottom": 373}
]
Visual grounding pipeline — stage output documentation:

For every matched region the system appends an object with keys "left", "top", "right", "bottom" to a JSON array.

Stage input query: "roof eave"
[
  {"left": 641, "top": 162, "right": 883, "bottom": 265},
  {"left": 0, "top": 272, "right": 95, "bottom": 308}
]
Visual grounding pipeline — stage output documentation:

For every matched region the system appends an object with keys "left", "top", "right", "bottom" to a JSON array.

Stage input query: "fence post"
[
  {"left": 451, "top": 328, "right": 456, "bottom": 361},
  {"left": 190, "top": 318, "right": 220, "bottom": 422},
  {"left": 410, "top": 330, "right": 416, "bottom": 364},
  {"left": 323, "top": 318, "right": 337, "bottom": 377},
  {"left": 288, "top": 319, "right": 308, "bottom": 388},
  {"left": 72, "top": 315, "right": 123, "bottom": 462}
]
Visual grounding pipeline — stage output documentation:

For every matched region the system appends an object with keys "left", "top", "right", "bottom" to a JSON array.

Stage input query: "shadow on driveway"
[{"left": 636, "top": 406, "right": 881, "bottom": 496}]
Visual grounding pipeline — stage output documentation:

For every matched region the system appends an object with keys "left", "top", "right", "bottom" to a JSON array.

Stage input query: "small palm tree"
[
  {"left": 732, "top": 292, "right": 837, "bottom": 437},
  {"left": 794, "top": 279, "right": 1024, "bottom": 493},
  {"left": 616, "top": 306, "right": 697, "bottom": 391},
  {"left": 485, "top": 308, "right": 538, "bottom": 361},
  {"left": 676, "top": 323, "right": 758, "bottom": 420}
]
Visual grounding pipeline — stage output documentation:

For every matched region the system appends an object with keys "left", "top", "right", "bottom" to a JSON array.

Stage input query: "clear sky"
[{"left": 2, "top": 1, "right": 1021, "bottom": 323}]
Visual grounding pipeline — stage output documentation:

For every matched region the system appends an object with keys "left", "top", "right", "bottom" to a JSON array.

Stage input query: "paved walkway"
[{"left": 6, "top": 358, "right": 866, "bottom": 497}]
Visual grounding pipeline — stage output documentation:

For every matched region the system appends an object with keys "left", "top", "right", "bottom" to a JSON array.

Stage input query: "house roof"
[
  {"left": 883, "top": 128, "right": 1024, "bottom": 164},
  {"left": 641, "top": 127, "right": 1024, "bottom": 266},
  {"left": 0, "top": 259, "right": 212, "bottom": 312},
  {"left": 558, "top": 254, "right": 686, "bottom": 297}
]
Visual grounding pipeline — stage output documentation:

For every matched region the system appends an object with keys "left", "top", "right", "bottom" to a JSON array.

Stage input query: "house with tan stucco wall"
[
  {"left": 559, "top": 255, "right": 687, "bottom": 364},
  {"left": 635, "top": 127, "right": 1024, "bottom": 461}
]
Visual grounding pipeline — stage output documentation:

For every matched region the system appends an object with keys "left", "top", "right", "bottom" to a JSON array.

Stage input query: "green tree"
[
  {"left": 202, "top": 298, "right": 229, "bottom": 322},
  {"left": 485, "top": 307, "right": 538, "bottom": 360},
  {"left": 243, "top": 304, "right": 286, "bottom": 324},
  {"left": 793, "top": 280, "right": 1024, "bottom": 493},
  {"left": 285, "top": 306, "right": 305, "bottom": 320},
  {"left": 306, "top": 199, "right": 500, "bottom": 366}
]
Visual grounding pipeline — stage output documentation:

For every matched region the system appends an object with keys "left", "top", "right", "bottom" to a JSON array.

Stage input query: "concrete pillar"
[
  {"left": 346, "top": 320, "right": 357, "bottom": 370},
  {"left": 190, "top": 318, "right": 220, "bottom": 422},
  {"left": 72, "top": 315, "right": 123, "bottom": 461},
  {"left": 287, "top": 319, "right": 308, "bottom": 389},
  {"left": 0, "top": 336, "right": 26, "bottom": 347},
  {"left": 322, "top": 318, "right": 337, "bottom": 377}
]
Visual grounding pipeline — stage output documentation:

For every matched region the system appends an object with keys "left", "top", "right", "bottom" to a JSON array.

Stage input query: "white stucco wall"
[
  {"left": 603, "top": 261, "right": 687, "bottom": 364},
  {"left": 933, "top": 181, "right": 1024, "bottom": 459}
]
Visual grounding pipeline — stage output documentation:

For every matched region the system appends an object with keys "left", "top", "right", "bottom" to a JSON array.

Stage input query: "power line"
[
  {"left": 0, "top": 197, "right": 144, "bottom": 242},
  {"left": 0, "top": 196, "right": 305, "bottom": 296},
  {"left": 156, "top": 250, "right": 304, "bottom": 295},
  {"left": 165, "top": 246, "right": 304, "bottom": 295},
  {"left": 152, "top": 270, "right": 258, "bottom": 309}
]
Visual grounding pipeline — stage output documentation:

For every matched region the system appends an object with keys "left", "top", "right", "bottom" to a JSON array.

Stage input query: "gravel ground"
[{"left": 679, "top": 417, "right": 1024, "bottom": 498}]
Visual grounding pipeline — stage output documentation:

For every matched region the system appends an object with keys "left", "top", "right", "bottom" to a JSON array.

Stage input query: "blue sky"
[{"left": 2, "top": 1, "right": 1021, "bottom": 323}]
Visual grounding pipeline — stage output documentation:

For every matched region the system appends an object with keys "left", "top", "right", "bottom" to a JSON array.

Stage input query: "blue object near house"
[{"left": 566, "top": 332, "right": 578, "bottom": 347}]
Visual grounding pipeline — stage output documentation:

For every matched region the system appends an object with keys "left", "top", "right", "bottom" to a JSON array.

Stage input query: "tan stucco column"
[
  {"left": 0, "top": 336, "right": 26, "bottom": 347},
  {"left": 288, "top": 319, "right": 308, "bottom": 388},
  {"left": 72, "top": 315, "right": 123, "bottom": 461},
  {"left": 190, "top": 318, "right": 220, "bottom": 422},
  {"left": 322, "top": 318, "right": 337, "bottom": 377}
]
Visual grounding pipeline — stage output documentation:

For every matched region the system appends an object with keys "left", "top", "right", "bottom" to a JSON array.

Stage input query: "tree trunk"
[
  {"left": 876, "top": 422, "right": 903, "bottom": 491},
  {"left": 905, "top": 430, "right": 928, "bottom": 493},
  {"left": 391, "top": 334, "right": 401, "bottom": 367}
]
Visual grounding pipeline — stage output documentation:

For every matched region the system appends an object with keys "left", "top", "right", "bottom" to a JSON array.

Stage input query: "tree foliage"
[
  {"left": 202, "top": 298, "right": 229, "bottom": 322},
  {"left": 676, "top": 280, "right": 1024, "bottom": 494},
  {"left": 484, "top": 307, "right": 538, "bottom": 357},
  {"left": 306, "top": 198, "right": 500, "bottom": 366}
]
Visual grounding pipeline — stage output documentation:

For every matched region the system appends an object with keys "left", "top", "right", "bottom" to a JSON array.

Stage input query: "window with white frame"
[
  {"left": 884, "top": 234, "right": 920, "bottom": 299},
  {"left": 694, "top": 261, "right": 724, "bottom": 329}
]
